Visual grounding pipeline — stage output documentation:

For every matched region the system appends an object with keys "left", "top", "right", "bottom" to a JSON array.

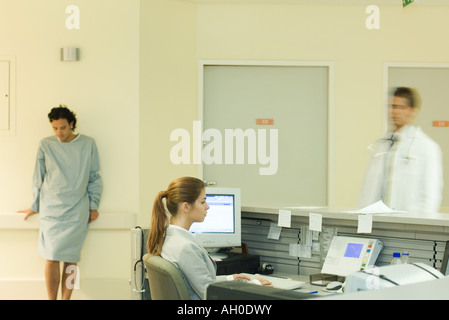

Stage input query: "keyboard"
[{"left": 241, "top": 273, "right": 305, "bottom": 290}]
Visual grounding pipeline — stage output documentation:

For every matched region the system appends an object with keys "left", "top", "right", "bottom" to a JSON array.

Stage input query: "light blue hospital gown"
[{"left": 30, "top": 134, "right": 103, "bottom": 263}]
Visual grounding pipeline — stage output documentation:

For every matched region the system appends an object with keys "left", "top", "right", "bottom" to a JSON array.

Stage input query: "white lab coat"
[{"left": 359, "top": 125, "right": 443, "bottom": 214}]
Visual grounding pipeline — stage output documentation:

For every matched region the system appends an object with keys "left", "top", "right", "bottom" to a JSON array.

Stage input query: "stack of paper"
[{"left": 344, "top": 200, "right": 404, "bottom": 215}]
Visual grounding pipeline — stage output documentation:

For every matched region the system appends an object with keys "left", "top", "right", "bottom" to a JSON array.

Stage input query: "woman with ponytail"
[{"left": 146, "top": 177, "right": 270, "bottom": 300}]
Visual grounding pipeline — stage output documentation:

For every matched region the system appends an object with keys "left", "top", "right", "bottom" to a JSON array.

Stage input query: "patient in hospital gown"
[
  {"left": 30, "top": 134, "right": 103, "bottom": 262},
  {"left": 19, "top": 105, "right": 102, "bottom": 299}
]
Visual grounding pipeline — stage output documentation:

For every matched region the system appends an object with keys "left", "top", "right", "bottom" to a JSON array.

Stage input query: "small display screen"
[{"left": 344, "top": 243, "right": 364, "bottom": 258}]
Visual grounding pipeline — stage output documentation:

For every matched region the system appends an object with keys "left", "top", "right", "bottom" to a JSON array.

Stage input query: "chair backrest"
[{"left": 143, "top": 254, "right": 190, "bottom": 300}]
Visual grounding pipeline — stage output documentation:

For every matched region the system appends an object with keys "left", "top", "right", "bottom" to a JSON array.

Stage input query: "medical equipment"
[
  {"left": 130, "top": 227, "right": 150, "bottom": 300},
  {"left": 368, "top": 127, "right": 418, "bottom": 163},
  {"left": 345, "top": 263, "right": 444, "bottom": 293},
  {"left": 321, "top": 236, "right": 383, "bottom": 277}
]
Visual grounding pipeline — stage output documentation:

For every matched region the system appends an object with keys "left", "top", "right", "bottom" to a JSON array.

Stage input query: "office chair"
[{"left": 143, "top": 254, "right": 190, "bottom": 300}]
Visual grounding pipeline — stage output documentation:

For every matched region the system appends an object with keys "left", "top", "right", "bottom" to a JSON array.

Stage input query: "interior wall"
[
  {"left": 0, "top": 0, "right": 140, "bottom": 214},
  {"left": 139, "top": 0, "right": 199, "bottom": 226},
  {"left": 0, "top": 0, "right": 140, "bottom": 299},
  {"left": 194, "top": 2, "right": 449, "bottom": 209},
  {"left": 2, "top": 0, "right": 449, "bottom": 300}
]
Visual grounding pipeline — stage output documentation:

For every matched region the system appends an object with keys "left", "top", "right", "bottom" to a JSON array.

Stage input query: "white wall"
[
  {"left": 194, "top": 2, "right": 449, "bottom": 209},
  {"left": 139, "top": 0, "right": 199, "bottom": 226},
  {"left": 3, "top": 0, "right": 449, "bottom": 300},
  {"left": 0, "top": 213, "right": 135, "bottom": 299},
  {"left": 0, "top": 0, "right": 140, "bottom": 299},
  {"left": 139, "top": 1, "right": 449, "bottom": 215},
  {"left": 0, "top": 0, "right": 140, "bottom": 213}
]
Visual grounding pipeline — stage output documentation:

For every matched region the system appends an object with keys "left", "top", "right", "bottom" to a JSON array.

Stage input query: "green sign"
[{"left": 403, "top": 0, "right": 414, "bottom": 7}]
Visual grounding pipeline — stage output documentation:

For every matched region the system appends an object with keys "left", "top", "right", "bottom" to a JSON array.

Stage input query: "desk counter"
[
  {"left": 240, "top": 205, "right": 449, "bottom": 276},
  {"left": 242, "top": 205, "right": 449, "bottom": 230}
]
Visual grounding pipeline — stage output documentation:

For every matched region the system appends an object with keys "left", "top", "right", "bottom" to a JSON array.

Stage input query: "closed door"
[
  {"left": 202, "top": 64, "right": 329, "bottom": 207},
  {"left": 0, "top": 61, "right": 9, "bottom": 131}
]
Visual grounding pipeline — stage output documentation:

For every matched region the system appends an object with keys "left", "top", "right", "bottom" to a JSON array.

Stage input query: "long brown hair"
[{"left": 146, "top": 177, "right": 205, "bottom": 256}]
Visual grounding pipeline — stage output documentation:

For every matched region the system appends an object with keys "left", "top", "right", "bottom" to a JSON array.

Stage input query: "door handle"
[{"left": 203, "top": 180, "right": 216, "bottom": 186}]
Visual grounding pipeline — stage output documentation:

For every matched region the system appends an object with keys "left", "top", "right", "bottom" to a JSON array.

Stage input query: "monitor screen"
[
  {"left": 190, "top": 194, "right": 235, "bottom": 233},
  {"left": 344, "top": 243, "right": 364, "bottom": 259},
  {"left": 189, "top": 187, "right": 241, "bottom": 257}
]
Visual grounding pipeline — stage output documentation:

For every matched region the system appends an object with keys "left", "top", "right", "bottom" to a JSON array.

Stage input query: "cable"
[
  {"left": 378, "top": 274, "right": 400, "bottom": 286},
  {"left": 411, "top": 263, "right": 440, "bottom": 279}
]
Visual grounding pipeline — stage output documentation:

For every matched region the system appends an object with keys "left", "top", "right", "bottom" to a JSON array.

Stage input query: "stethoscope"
[{"left": 368, "top": 126, "right": 418, "bottom": 163}]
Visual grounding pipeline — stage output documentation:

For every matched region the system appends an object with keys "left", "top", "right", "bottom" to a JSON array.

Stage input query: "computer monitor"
[{"left": 189, "top": 187, "right": 241, "bottom": 259}]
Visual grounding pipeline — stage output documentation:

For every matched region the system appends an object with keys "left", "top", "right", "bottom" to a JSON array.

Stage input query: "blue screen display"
[{"left": 344, "top": 243, "right": 363, "bottom": 258}]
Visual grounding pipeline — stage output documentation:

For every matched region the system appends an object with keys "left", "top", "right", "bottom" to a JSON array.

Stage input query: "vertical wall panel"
[{"left": 0, "top": 61, "right": 10, "bottom": 132}]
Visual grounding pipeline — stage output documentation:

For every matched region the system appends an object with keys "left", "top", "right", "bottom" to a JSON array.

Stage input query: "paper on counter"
[{"left": 343, "top": 200, "right": 404, "bottom": 215}]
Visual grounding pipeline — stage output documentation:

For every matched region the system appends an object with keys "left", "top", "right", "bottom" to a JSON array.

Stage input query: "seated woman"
[{"left": 146, "top": 176, "right": 270, "bottom": 299}]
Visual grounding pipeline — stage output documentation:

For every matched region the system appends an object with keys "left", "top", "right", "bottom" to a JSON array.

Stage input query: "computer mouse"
[{"left": 326, "top": 281, "right": 343, "bottom": 291}]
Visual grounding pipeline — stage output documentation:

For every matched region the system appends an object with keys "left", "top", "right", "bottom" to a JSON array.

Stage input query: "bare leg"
[
  {"left": 62, "top": 262, "right": 77, "bottom": 300},
  {"left": 45, "top": 260, "right": 60, "bottom": 300}
]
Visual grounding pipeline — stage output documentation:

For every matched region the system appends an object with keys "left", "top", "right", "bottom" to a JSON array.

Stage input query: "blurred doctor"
[{"left": 359, "top": 87, "right": 443, "bottom": 213}]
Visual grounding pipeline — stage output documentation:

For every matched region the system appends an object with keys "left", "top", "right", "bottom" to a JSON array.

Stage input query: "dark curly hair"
[{"left": 48, "top": 105, "right": 77, "bottom": 131}]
